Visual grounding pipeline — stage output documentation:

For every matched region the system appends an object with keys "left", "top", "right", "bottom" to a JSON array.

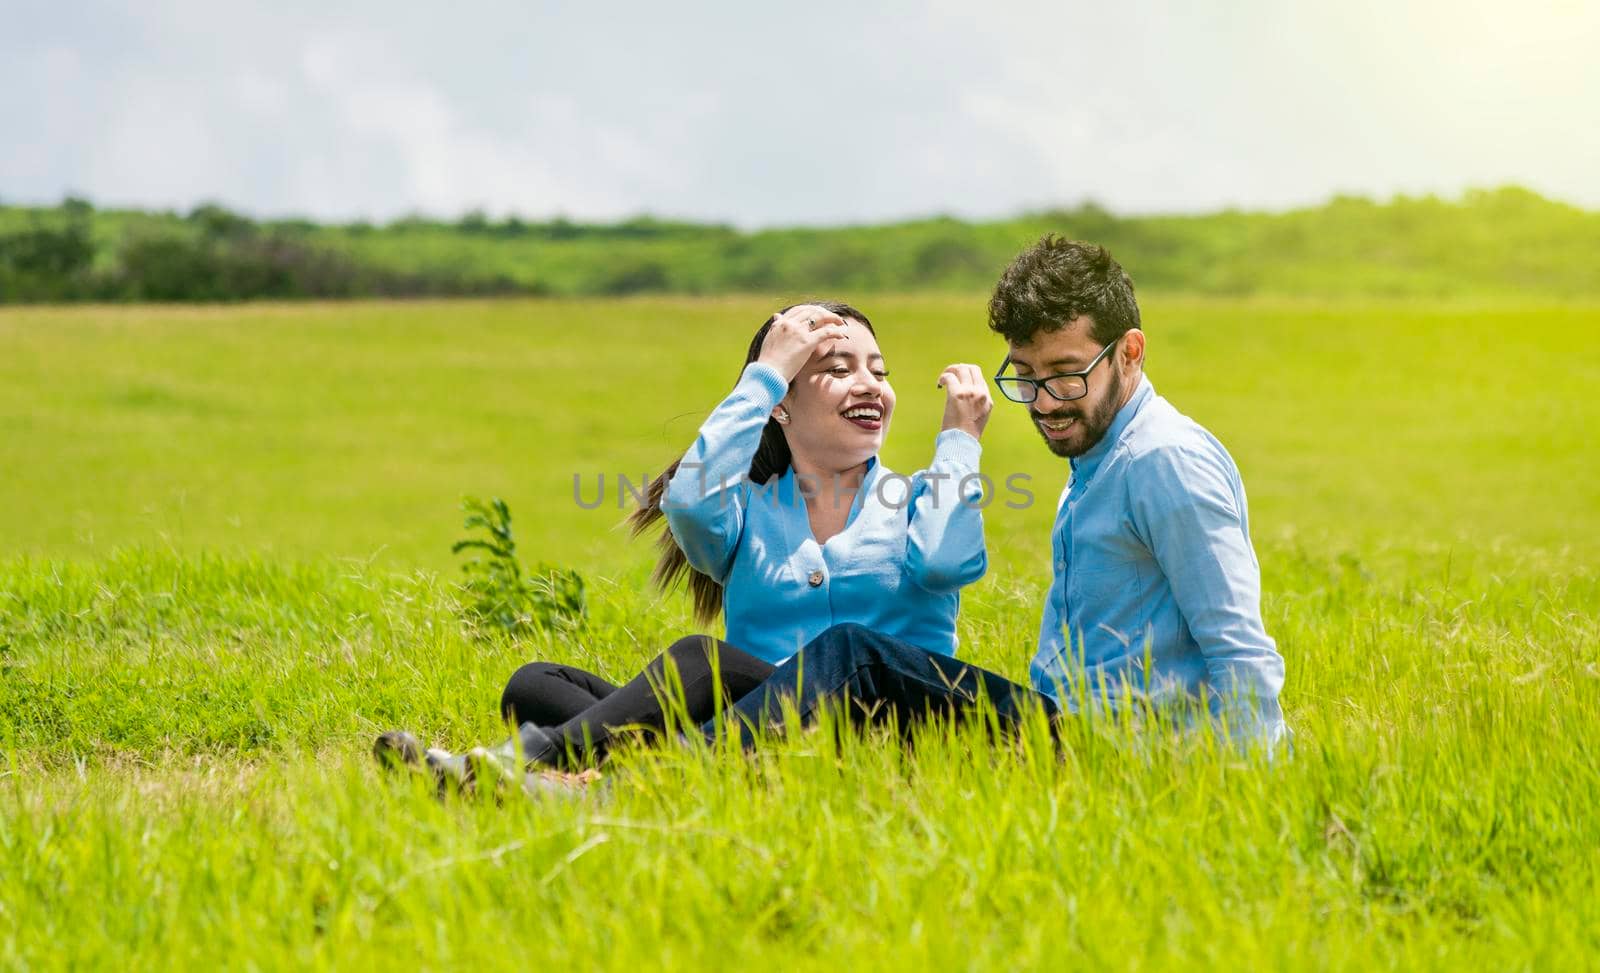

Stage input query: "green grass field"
[{"left": 3, "top": 296, "right": 1598, "bottom": 969}]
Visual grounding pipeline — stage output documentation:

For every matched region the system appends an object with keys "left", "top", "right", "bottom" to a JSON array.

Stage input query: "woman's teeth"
[{"left": 842, "top": 404, "right": 883, "bottom": 430}]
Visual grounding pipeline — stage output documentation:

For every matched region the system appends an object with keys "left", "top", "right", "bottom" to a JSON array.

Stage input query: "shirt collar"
[{"left": 1068, "top": 375, "right": 1154, "bottom": 483}]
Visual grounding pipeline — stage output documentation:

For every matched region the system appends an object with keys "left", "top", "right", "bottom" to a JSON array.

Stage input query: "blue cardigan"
[{"left": 664, "top": 362, "right": 987, "bottom": 664}]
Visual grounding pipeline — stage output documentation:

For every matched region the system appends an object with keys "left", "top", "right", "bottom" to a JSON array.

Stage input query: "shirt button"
[{"left": 807, "top": 569, "right": 825, "bottom": 587}]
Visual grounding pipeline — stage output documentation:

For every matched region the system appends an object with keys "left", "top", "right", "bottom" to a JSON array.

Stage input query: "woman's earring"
[{"left": 774, "top": 407, "right": 791, "bottom": 425}]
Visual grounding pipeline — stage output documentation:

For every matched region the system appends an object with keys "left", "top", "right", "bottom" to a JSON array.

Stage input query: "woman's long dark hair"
[{"left": 627, "top": 301, "right": 875, "bottom": 622}]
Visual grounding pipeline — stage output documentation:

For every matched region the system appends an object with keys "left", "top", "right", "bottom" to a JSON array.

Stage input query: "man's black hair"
[{"left": 988, "top": 236, "right": 1140, "bottom": 345}]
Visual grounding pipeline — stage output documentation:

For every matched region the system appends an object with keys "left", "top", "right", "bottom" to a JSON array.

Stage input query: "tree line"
[{"left": 2, "top": 187, "right": 1595, "bottom": 303}]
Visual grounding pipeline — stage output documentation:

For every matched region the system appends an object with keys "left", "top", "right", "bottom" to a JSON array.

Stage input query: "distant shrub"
[
  {"left": 595, "top": 259, "right": 671, "bottom": 295},
  {"left": 187, "top": 203, "right": 257, "bottom": 241},
  {"left": 0, "top": 207, "right": 97, "bottom": 300},
  {"left": 798, "top": 242, "right": 881, "bottom": 289},
  {"left": 117, "top": 235, "right": 224, "bottom": 301},
  {"left": 912, "top": 237, "right": 992, "bottom": 283},
  {"left": 103, "top": 227, "right": 532, "bottom": 302},
  {"left": 457, "top": 210, "right": 492, "bottom": 234}
]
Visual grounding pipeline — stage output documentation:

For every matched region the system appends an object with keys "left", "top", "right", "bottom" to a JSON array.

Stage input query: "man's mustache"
[{"left": 1030, "top": 409, "right": 1082, "bottom": 421}]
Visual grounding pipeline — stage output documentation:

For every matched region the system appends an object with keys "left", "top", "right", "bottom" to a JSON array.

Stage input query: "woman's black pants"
[{"left": 500, "top": 635, "right": 775, "bottom": 769}]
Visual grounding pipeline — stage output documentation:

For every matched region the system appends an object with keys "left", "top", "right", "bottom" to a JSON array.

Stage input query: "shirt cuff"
[
  {"left": 739, "top": 362, "right": 789, "bottom": 410},
  {"left": 933, "top": 428, "right": 982, "bottom": 470}
]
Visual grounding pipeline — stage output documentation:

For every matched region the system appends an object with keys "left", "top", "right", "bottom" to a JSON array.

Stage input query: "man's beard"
[{"left": 1031, "top": 365, "right": 1125, "bottom": 459}]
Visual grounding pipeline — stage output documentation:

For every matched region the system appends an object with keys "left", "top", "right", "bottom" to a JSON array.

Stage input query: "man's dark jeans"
[{"left": 706, "top": 622, "right": 1059, "bottom": 745}]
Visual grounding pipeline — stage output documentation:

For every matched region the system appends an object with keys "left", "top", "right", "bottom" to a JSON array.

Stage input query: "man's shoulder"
[{"left": 1119, "top": 393, "right": 1239, "bottom": 485}]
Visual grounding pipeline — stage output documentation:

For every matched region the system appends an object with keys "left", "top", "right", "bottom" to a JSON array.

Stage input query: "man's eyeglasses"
[{"left": 992, "top": 338, "right": 1119, "bottom": 404}]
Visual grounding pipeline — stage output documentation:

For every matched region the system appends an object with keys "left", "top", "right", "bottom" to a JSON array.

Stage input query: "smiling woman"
[{"left": 376, "top": 300, "right": 996, "bottom": 783}]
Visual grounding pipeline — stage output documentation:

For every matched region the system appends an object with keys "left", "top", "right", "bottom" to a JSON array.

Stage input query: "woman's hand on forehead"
[
  {"left": 787, "top": 305, "right": 848, "bottom": 329},
  {"left": 758, "top": 306, "right": 853, "bottom": 382}
]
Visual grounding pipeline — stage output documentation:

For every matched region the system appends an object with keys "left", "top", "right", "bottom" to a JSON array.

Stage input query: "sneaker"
[
  {"left": 424, "top": 747, "right": 471, "bottom": 789},
  {"left": 514, "top": 722, "right": 559, "bottom": 766},
  {"left": 459, "top": 723, "right": 559, "bottom": 776},
  {"left": 465, "top": 746, "right": 521, "bottom": 785},
  {"left": 372, "top": 730, "right": 423, "bottom": 769},
  {"left": 417, "top": 724, "right": 561, "bottom": 796}
]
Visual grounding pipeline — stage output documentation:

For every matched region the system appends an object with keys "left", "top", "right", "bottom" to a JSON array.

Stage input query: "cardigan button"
[{"left": 807, "top": 569, "right": 825, "bottom": 588}]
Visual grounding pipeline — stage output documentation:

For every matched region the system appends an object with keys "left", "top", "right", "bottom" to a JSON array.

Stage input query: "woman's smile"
[{"left": 842, "top": 402, "right": 883, "bottom": 431}]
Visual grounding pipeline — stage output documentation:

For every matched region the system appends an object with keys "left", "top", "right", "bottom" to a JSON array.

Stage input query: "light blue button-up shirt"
[
  {"left": 665, "top": 362, "right": 987, "bottom": 664},
  {"left": 1032, "top": 375, "right": 1288, "bottom": 743}
]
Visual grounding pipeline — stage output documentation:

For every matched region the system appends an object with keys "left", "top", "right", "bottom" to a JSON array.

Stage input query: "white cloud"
[
  {"left": 90, "top": 77, "right": 224, "bottom": 207},
  {"left": 2, "top": 0, "right": 1596, "bottom": 223}
]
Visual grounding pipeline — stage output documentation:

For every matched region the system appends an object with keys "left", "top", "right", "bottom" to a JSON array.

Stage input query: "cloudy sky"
[{"left": 4, "top": 0, "right": 1597, "bottom": 226}]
